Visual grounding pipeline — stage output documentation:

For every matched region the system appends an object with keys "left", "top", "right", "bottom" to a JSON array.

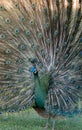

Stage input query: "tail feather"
[{"left": 0, "top": 0, "right": 82, "bottom": 115}]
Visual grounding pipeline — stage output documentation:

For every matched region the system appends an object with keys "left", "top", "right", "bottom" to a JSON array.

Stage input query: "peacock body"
[{"left": 0, "top": 0, "right": 82, "bottom": 129}]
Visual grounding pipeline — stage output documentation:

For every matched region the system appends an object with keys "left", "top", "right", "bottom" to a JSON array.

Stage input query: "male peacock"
[{"left": 0, "top": 0, "right": 82, "bottom": 130}]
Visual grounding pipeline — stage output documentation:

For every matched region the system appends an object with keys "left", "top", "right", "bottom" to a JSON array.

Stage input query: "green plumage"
[{"left": 34, "top": 73, "right": 49, "bottom": 108}]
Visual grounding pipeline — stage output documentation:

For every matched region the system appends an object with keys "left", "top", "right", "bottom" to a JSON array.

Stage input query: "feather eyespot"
[
  {"left": 26, "top": 30, "right": 31, "bottom": 36},
  {"left": 54, "top": 15, "right": 58, "bottom": 22},
  {"left": 56, "top": 48, "right": 59, "bottom": 54},
  {"left": 0, "top": 34, "right": 5, "bottom": 39},
  {"left": 5, "top": 59, "right": 12, "bottom": 65},
  {"left": 29, "top": 20, "right": 35, "bottom": 25},
  {"left": 32, "top": 4, "right": 36, "bottom": 9},
  {"left": 0, "top": 5, "right": 4, "bottom": 11},
  {"left": 70, "top": 78, "right": 75, "bottom": 84},
  {"left": 8, "top": 82, "right": 14, "bottom": 87},
  {"left": 15, "top": 3, "right": 19, "bottom": 9},
  {"left": 5, "top": 49, "right": 12, "bottom": 54},
  {"left": 16, "top": 58, "right": 24, "bottom": 64},
  {"left": 42, "top": 7, "right": 47, "bottom": 14},
  {"left": 75, "top": 66, "right": 81, "bottom": 71},
  {"left": 56, "top": 0, "right": 59, "bottom": 5},
  {"left": 18, "top": 44, "right": 26, "bottom": 50},
  {"left": 18, "top": 77, "right": 25, "bottom": 83},
  {"left": 75, "top": 85, "right": 80, "bottom": 89},
  {"left": 17, "top": 68, "right": 24, "bottom": 74},
  {"left": 45, "top": 22, "right": 50, "bottom": 29},
  {"left": 38, "top": 33, "right": 43, "bottom": 39},
  {"left": 46, "top": 38, "right": 51, "bottom": 44},
  {"left": 5, "top": 18, "right": 11, "bottom": 23},
  {"left": 63, "top": 42, "right": 67, "bottom": 47},
  {"left": 4, "top": 73, "right": 12, "bottom": 79},
  {"left": 21, "top": 17, "right": 25, "bottom": 22},
  {"left": 54, "top": 30, "right": 58, "bottom": 37},
  {"left": 64, "top": 54, "right": 68, "bottom": 59},
  {"left": 69, "top": 35, "right": 74, "bottom": 42},
  {"left": 14, "top": 28, "right": 19, "bottom": 34}
]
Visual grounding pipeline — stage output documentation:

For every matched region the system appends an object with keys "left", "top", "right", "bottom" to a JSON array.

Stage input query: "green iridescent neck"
[{"left": 34, "top": 73, "right": 50, "bottom": 108}]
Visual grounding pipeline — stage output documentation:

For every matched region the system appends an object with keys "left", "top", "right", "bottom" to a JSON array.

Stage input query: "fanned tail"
[{"left": 0, "top": 0, "right": 82, "bottom": 116}]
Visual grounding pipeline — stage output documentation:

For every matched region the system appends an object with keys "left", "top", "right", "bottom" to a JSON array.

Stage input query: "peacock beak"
[
  {"left": 31, "top": 67, "right": 38, "bottom": 74},
  {"left": 34, "top": 69, "right": 38, "bottom": 74}
]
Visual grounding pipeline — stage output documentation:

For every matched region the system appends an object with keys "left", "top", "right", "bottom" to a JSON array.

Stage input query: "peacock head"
[{"left": 31, "top": 67, "right": 38, "bottom": 75}]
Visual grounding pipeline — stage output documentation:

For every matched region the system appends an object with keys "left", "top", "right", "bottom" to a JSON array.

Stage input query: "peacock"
[{"left": 0, "top": 0, "right": 82, "bottom": 129}]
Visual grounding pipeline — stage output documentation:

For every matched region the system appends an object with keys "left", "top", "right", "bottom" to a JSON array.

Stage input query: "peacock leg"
[
  {"left": 52, "top": 119, "right": 55, "bottom": 130},
  {"left": 45, "top": 116, "right": 50, "bottom": 130}
]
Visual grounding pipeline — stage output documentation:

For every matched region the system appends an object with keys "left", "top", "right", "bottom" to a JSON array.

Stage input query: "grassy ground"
[{"left": 0, "top": 109, "right": 82, "bottom": 130}]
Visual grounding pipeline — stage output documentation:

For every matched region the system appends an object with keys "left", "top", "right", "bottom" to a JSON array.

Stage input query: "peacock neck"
[{"left": 34, "top": 73, "right": 49, "bottom": 108}]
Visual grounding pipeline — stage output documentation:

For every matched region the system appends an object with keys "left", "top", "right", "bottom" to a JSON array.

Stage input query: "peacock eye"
[
  {"left": 70, "top": 64, "right": 75, "bottom": 70},
  {"left": 69, "top": 35, "right": 74, "bottom": 42},
  {"left": 54, "top": 30, "right": 58, "bottom": 37},
  {"left": 5, "top": 18, "right": 11, "bottom": 23},
  {"left": 16, "top": 58, "right": 24, "bottom": 64},
  {"left": 40, "top": 49, "right": 45, "bottom": 57},
  {"left": 75, "top": 65, "right": 81, "bottom": 71},
  {"left": 29, "top": 20, "right": 35, "bottom": 25},
  {"left": 5, "top": 49, "right": 12, "bottom": 54},
  {"left": 17, "top": 68, "right": 24, "bottom": 74},
  {"left": 54, "top": 15, "right": 58, "bottom": 22},
  {"left": 32, "top": 3, "right": 36, "bottom": 9},
  {"left": 56, "top": 48, "right": 59, "bottom": 54},
  {"left": 75, "top": 85, "right": 80, "bottom": 89},
  {"left": 45, "top": 22, "right": 50, "bottom": 29},
  {"left": 70, "top": 78, "right": 75, "bottom": 84},
  {"left": 63, "top": 42, "right": 67, "bottom": 47},
  {"left": 26, "top": 30, "right": 31, "bottom": 36},
  {"left": 8, "top": 82, "right": 14, "bottom": 87},
  {"left": 64, "top": 75, "right": 68, "bottom": 80},
  {"left": 38, "top": 33, "right": 43, "bottom": 39},
  {"left": 64, "top": 54, "right": 68, "bottom": 59},
  {"left": 18, "top": 44, "right": 26, "bottom": 50},
  {"left": 5, "top": 59, "right": 12, "bottom": 65},
  {"left": 21, "top": 17, "right": 25, "bottom": 22},
  {"left": 0, "top": 5, "right": 4, "bottom": 11},
  {"left": 65, "top": 97, "right": 69, "bottom": 103},
  {"left": 4, "top": 73, "right": 12, "bottom": 79},
  {"left": 12, "top": 88, "right": 18, "bottom": 93},
  {"left": 46, "top": 38, "right": 51, "bottom": 44},
  {"left": 18, "top": 77, "right": 25, "bottom": 83},
  {"left": 14, "top": 28, "right": 19, "bottom": 34},
  {"left": 0, "top": 34, "right": 5, "bottom": 39},
  {"left": 56, "top": 0, "right": 59, "bottom": 5},
  {"left": 42, "top": 7, "right": 47, "bottom": 14},
  {"left": 15, "top": 3, "right": 19, "bottom": 9},
  {"left": 2, "top": 105, "right": 7, "bottom": 110}
]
